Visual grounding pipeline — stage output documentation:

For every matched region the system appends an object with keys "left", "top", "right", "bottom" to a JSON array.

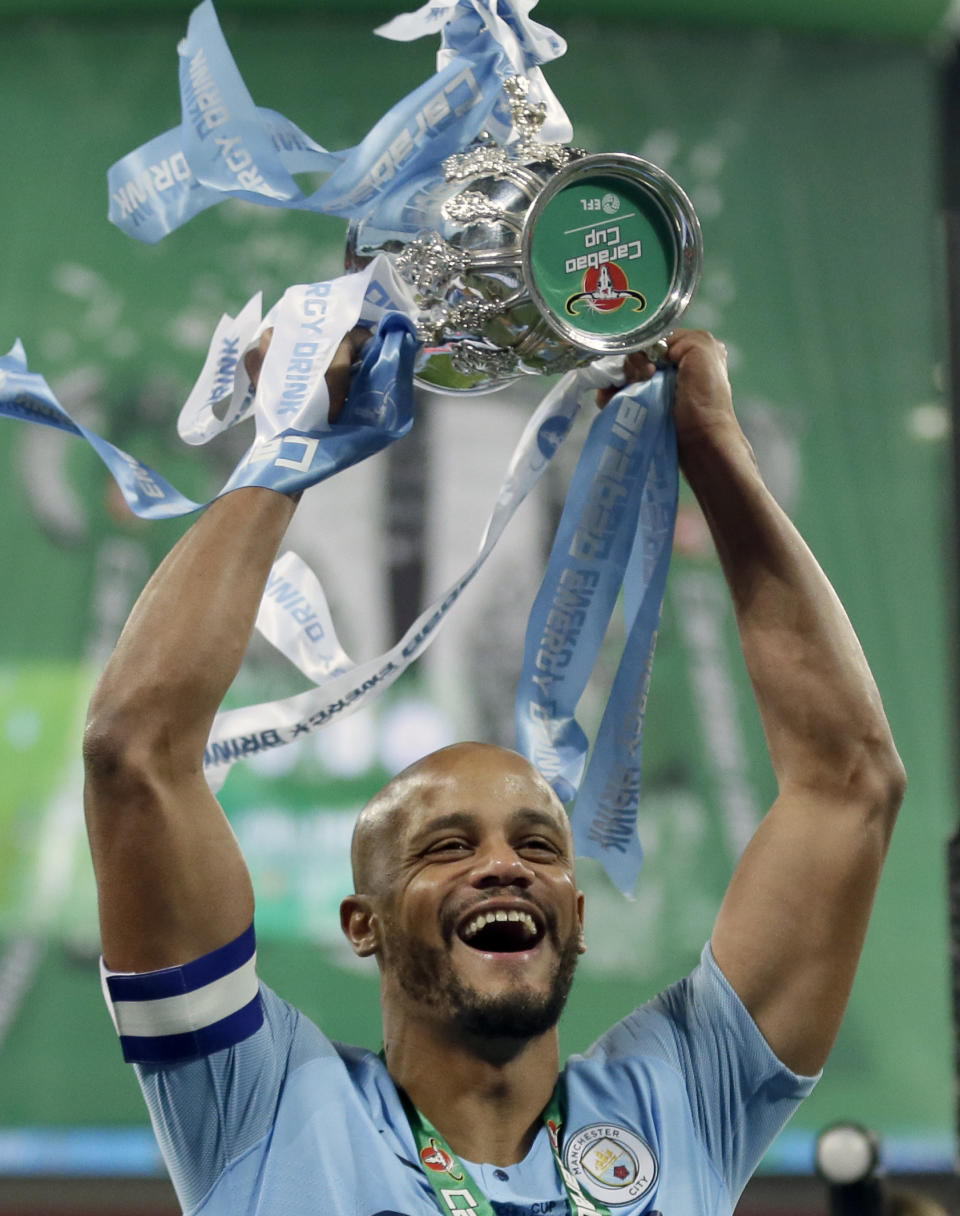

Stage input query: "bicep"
[
  {"left": 711, "top": 784, "right": 894, "bottom": 1076},
  {"left": 84, "top": 749, "right": 254, "bottom": 973}
]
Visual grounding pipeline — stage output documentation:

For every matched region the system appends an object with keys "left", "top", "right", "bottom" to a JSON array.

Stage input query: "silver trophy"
[{"left": 346, "top": 77, "right": 703, "bottom": 394}]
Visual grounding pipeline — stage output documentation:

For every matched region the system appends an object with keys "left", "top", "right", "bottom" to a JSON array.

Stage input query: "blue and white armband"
[{"left": 100, "top": 924, "right": 263, "bottom": 1064}]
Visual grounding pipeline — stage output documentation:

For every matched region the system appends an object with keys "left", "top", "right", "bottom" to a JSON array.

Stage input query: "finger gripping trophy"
[{"left": 346, "top": 76, "right": 703, "bottom": 394}]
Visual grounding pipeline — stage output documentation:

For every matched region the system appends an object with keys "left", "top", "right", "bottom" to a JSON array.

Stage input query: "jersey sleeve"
[
  {"left": 585, "top": 941, "right": 819, "bottom": 1198},
  {"left": 99, "top": 924, "right": 327, "bottom": 1213}
]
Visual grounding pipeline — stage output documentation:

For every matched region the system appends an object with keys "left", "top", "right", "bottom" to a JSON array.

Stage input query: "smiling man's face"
[{"left": 352, "top": 743, "right": 585, "bottom": 1042}]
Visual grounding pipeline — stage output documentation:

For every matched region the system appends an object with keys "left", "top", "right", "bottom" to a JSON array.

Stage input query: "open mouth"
[{"left": 456, "top": 908, "right": 546, "bottom": 953}]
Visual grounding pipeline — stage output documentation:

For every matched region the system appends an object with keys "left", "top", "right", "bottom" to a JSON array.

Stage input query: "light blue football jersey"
[{"left": 101, "top": 931, "right": 817, "bottom": 1216}]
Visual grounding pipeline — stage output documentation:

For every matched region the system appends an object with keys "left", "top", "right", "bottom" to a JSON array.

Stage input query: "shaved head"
[{"left": 349, "top": 742, "right": 567, "bottom": 896}]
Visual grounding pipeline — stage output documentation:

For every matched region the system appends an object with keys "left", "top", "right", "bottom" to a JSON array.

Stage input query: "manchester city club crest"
[{"left": 563, "top": 1123, "right": 658, "bottom": 1206}]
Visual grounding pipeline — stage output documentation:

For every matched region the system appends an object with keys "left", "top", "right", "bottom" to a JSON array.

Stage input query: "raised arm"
[
  {"left": 666, "top": 330, "right": 905, "bottom": 1076},
  {"left": 83, "top": 329, "right": 360, "bottom": 973}
]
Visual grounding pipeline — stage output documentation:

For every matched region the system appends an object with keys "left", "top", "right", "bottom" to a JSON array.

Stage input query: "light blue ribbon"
[
  {"left": 515, "top": 372, "right": 678, "bottom": 895},
  {"left": 108, "top": 0, "right": 517, "bottom": 243},
  {"left": 0, "top": 315, "right": 419, "bottom": 516}
]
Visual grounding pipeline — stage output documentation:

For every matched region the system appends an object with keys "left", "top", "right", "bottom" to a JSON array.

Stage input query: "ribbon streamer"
[
  {"left": 2, "top": 0, "right": 682, "bottom": 894},
  {"left": 375, "top": 0, "right": 571, "bottom": 146},
  {"left": 201, "top": 363, "right": 595, "bottom": 788},
  {"left": 214, "top": 361, "right": 677, "bottom": 895},
  {"left": 0, "top": 261, "right": 420, "bottom": 517},
  {"left": 107, "top": 0, "right": 570, "bottom": 244},
  {"left": 515, "top": 372, "right": 677, "bottom": 893},
  {"left": 1, "top": 311, "right": 675, "bottom": 894}
]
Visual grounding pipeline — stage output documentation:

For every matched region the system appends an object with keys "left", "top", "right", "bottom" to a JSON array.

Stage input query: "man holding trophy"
[
  {"left": 0, "top": 0, "right": 904, "bottom": 1211},
  {"left": 83, "top": 324, "right": 904, "bottom": 1215}
]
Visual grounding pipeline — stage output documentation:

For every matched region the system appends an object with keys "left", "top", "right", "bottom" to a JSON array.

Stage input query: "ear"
[
  {"left": 576, "top": 888, "right": 587, "bottom": 955},
  {"left": 340, "top": 894, "right": 381, "bottom": 958}
]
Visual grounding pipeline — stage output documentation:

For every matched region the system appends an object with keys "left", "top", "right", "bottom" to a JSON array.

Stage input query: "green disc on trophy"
[
  {"left": 528, "top": 176, "right": 673, "bottom": 337},
  {"left": 522, "top": 153, "right": 702, "bottom": 355}
]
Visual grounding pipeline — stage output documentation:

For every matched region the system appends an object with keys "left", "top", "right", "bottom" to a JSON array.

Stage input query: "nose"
[{"left": 469, "top": 837, "right": 535, "bottom": 889}]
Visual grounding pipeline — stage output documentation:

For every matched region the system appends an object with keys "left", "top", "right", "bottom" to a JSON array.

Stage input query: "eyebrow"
[{"left": 510, "top": 808, "right": 568, "bottom": 836}]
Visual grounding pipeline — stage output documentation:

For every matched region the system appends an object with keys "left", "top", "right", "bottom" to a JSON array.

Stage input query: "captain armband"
[{"left": 100, "top": 924, "right": 263, "bottom": 1063}]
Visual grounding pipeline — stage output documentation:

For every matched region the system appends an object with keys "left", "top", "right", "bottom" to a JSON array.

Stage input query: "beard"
[{"left": 387, "top": 926, "right": 581, "bottom": 1041}]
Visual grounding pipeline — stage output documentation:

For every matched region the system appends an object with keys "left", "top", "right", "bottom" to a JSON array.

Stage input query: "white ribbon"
[
  {"left": 177, "top": 255, "right": 416, "bottom": 449},
  {"left": 256, "top": 551, "right": 354, "bottom": 682},
  {"left": 375, "top": 0, "right": 572, "bottom": 145}
]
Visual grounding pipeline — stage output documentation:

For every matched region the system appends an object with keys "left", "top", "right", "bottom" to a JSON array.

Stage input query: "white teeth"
[{"left": 462, "top": 910, "right": 539, "bottom": 942}]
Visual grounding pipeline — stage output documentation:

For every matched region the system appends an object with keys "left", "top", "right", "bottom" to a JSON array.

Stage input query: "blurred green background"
[{"left": 0, "top": 0, "right": 953, "bottom": 1178}]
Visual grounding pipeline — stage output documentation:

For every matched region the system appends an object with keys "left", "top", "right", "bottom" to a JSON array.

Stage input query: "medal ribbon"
[{"left": 401, "top": 1084, "right": 611, "bottom": 1216}]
